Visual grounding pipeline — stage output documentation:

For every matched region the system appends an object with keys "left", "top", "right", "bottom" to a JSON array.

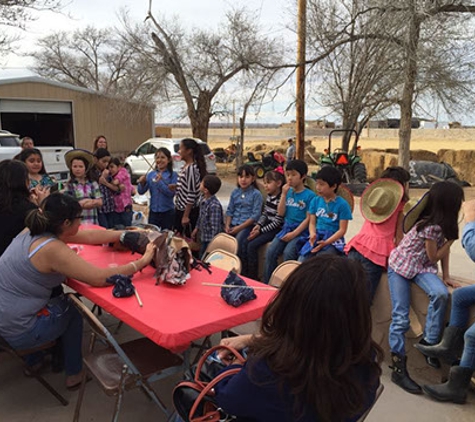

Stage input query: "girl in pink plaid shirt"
[{"left": 387, "top": 181, "right": 464, "bottom": 395}]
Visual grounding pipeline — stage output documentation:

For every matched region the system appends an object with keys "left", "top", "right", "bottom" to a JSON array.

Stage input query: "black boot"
[
  {"left": 414, "top": 326, "right": 465, "bottom": 365},
  {"left": 417, "top": 339, "right": 440, "bottom": 369},
  {"left": 422, "top": 366, "right": 473, "bottom": 404},
  {"left": 390, "top": 353, "right": 422, "bottom": 394}
]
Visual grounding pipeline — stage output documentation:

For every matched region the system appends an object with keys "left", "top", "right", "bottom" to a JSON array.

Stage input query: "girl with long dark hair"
[
  {"left": 137, "top": 147, "right": 178, "bottom": 230},
  {"left": 0, "top": 160, "right": 48, "bottom": 256},
  {"left": 215, "top": 256, "right": 382, "bottom": 422},
  {"left": 174, "top": 138, "right": 207, "bottom": 234},
  {"left": 387, "top": 181, "right": 464, "bottom": 394}
]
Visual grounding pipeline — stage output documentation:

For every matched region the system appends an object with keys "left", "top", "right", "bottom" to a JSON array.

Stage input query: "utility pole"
[{"left": 296, "top": 0, "right": 306, "bottom": 160}]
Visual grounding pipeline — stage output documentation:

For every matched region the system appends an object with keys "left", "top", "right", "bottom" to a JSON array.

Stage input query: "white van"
[{"left": 124, "top": 138, "right": 217, "bottom": 183}]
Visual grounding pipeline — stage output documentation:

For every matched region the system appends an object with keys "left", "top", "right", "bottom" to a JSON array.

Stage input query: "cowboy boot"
[
  {"left": 422, "top": 366, "right": 473, "bottom": 404},
  {"left": 417, "top": 339, "right": 440, "bottom": 368},
  {"left": 415, "top": 326, "right": 465, "bottom": 365},
  {"left": 390, "top": 353, "right": 422, "bottom": 394}
]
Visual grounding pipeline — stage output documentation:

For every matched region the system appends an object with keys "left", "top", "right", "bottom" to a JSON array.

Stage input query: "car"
[
  {"left": 0, "top": 131, "right": 72, "bottom": 182},
  {"left": 124, "top": 137, "right": 217, "bottom": 183}
]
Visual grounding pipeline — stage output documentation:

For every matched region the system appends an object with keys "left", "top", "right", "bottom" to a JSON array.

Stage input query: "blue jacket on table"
[{"left": 215, "top": 358, "right": 378, "bottom": 422}]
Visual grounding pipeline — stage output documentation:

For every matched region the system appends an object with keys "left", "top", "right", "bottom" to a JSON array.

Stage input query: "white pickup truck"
[{"left": 0, "top": 131, "right": 72, "bottom": 182}]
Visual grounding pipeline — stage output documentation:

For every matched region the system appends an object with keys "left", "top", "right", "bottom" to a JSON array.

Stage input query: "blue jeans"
[
  {"left": 263, "top": 236, "right": 300, "bottom": 284},
  {"left": 112, "top": 209, "right": 133, "bottom": 227},
  {"left": 199, "top": 241, "right": 209, "bottom": 259},
  {"left": 98, "top": 212, "right": 114, "bottom": 229},
  {"left": 347, "top": 248, "right": 384, "bottom": 304},
  {"left": 388, "top": 267, "right": 449, "bottom": 356},
  {"left": 298, "top": 244, "right": 341, "bottom": 262},
  {"left": 4, "top": 295, "right": 83, "bottom": 375},
  {"left": 448, "top": 285, "right": 475, "bottom": 370},
  {"left": 241, "top": 229, "right": 279, "bottom": 280},
  {"left": 148, "top": 209, "right": 175, "bottom": 230}
]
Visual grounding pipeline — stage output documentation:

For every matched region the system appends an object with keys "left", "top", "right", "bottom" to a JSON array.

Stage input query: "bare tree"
[
  {"left": 0, "top": 0, "right": 62, "bottom": 55},
  {"left": 373, "top": 0, "right": 475, "bottom": 168},
  {"left": 307, "top": 0, "right": 404, "bottom": 151},
  {"left": 30, "top": 25, "right": 163, "bottom": 105},
  {"left": 125, "top": 1, "right": 284, "bottom": 142}
]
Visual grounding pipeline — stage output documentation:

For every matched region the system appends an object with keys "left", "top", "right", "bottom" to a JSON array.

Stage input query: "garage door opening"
[{"left": 0, "top": 99, "right": 74, "bottom": 147}]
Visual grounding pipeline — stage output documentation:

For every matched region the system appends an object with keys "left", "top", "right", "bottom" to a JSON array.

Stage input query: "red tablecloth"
[{"left": 67, "top": 244, "right": 276, "bottom": 352}]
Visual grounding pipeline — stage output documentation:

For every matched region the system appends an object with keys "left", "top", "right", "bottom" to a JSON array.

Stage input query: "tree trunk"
[
  {"left": 189, "top": 91, "right": 212, "bottom": 142},
  {"left": 341, "top": 114, "right": 359, "bottom": 151},
  {"left": 398, "top": 12, "right": 421, "bottom": 169},
  {"left": 237, "top": 117, "right": 245, "bottom": 168}
]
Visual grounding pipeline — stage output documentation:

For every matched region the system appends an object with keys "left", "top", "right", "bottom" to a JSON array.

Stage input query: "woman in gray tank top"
[{"left": 0, "top": 193, "right": 156, "bottom": 390}]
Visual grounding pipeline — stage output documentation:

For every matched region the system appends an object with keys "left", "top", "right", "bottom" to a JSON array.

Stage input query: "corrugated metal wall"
[{"left": 0, "top": 81, "right": 154, "bottom": 153}]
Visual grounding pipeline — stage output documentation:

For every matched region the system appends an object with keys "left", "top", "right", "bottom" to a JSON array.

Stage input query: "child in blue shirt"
[
  {"left": 225, "top": 165, "right": 263, "bottom": 257},
  {"left": 137, "top": 147, "right": 178, "bottom": 230},
  {"left": 298, "top": 166, "right": 352, "bottom": 261},
  {"left": 263, "top": 160, "right": 316, "bottom": 283}
]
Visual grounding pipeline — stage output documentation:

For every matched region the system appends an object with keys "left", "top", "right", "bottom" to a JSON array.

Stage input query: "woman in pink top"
[
  {"left": 345, "top": 167, "right": 410, "bottom": 302},
  {"left": 109, "top": 158, "right": 134, "bottom": 227}
]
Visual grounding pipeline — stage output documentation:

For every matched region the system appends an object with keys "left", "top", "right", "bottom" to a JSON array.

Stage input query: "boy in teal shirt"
[
  {"left": 263, "top": 160, "right": 315, "bottom": 283},
  {"left": 298, "top": 166, "right": 352, "bottom": 261}
]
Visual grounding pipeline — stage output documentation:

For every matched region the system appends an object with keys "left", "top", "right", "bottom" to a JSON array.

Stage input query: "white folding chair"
[
  {"left": 68, "top": 293, "right": 183, "bottom": 422},
  {"left": 204, "top": 249, "right": 242, "bottom": 274},
  {"left": 202, "top": 233, "right": 238, "bottom": 260}
]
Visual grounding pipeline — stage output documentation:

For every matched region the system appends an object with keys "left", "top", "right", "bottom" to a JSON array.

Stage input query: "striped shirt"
[
  {"left": 257, "top": 193, "right": 284, "bottom": 233},
  {"left": 175, "top": 163, "right": 201, "bottom": 212}
]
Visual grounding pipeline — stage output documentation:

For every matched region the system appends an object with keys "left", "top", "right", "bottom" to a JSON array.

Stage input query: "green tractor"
[{"left": 319, "top": 129, "right": 367, "bottom": 184}]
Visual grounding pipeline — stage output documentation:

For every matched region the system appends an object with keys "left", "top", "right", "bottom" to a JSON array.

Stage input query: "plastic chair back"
[
  {"left": 269, "top": 260, "right": 301, "bottom": 288},
  {"left": 204, "top": 233, "right": 238, "bottom": 258},
  {"left": 205, "top": 249, "right": 242, "bottom": 274}
]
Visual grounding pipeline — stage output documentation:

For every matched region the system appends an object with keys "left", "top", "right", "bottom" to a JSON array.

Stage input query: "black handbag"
[{"left": 172, "top": 345, "right": 245, "bottom": 422}]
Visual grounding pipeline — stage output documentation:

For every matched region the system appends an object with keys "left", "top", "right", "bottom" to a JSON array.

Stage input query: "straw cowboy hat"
[
  {"left": 64, "top": 149, "right": 94, "bottom": 172},
  {"left": 360, "top": 179, "right": 404, "bottom": 224},
  {"left": 337, "top": 184, "right": 355, "bottom": 213},
  {"left": 403, "top": 192, "right": 430, "bottom": 233}
]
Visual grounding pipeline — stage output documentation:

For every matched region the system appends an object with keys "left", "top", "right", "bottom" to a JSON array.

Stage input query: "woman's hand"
[
  {"left": 141, "top": 242, "right": 156, "bottom": 266},
  {"left": 31, "top": 185, "right": 50, "bottom": 205},
  {"left": 217, "top": 335, "right": 252, "bottom": 363}
]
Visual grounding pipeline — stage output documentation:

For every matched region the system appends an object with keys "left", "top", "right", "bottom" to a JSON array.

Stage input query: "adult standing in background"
[
  {"left": 92, "top": 135, "right": 108, "bottom": 152},
  {"left": 286, "top": 138, "right": 296, "bottom": 161},
  {"left": 21, "top": 137, "right": 34, "bottom": 149}
]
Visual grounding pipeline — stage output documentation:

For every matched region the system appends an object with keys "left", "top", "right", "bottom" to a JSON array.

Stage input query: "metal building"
[{"left": 0, "top": 71, "right": 154, "bottom": 153}]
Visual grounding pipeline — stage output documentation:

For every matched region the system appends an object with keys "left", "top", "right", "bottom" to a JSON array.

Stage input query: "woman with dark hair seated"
[
  {"left": 0, "top": 193, "right": 155, "bottom": 390},
  {"left": 0, "top": 159, "right": 49, "bottom": 257},
  {"left": 215, "top": 255, "right": 383, "bottom": 422}
]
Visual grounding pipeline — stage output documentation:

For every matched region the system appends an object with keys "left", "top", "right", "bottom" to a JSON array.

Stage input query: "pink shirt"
[
  {"left": 345, "top": 201, "right": 404, "bottom": 268},
  {"left": 113, "top": 167, "right": 133, "bottom": 212}
]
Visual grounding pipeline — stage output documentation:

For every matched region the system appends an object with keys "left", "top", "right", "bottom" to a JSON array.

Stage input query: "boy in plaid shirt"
[{"left": 192, "top": 175, "right": 224, "bottom": 258}]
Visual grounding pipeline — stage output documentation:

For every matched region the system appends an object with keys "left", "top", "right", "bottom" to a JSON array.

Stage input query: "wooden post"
[{"left": 296, "top": 0, "right": 306, "bottom": 160}]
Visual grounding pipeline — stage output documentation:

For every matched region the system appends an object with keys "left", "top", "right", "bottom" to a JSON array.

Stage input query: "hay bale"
[
  {"left": 410, "top": 150, "right": 438, "bottom": 162},
  {"left": 359, "top": 150, "right": 385, "bottom": 180},
  {"left": 254, "top": 143, "right": 266, "bottom": 152},
  {"left": 436, "top": 149, "right": 475, "bottom": 185}
]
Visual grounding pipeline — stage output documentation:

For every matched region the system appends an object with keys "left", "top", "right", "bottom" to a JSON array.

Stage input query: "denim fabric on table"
[{"left": 388, "top": 267, "right": 449, "bottom": 355}]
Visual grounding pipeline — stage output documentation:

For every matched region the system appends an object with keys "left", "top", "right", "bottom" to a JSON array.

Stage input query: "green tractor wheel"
[{"left": 255, "top": 165, "right": 265, "bottom": 178}]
